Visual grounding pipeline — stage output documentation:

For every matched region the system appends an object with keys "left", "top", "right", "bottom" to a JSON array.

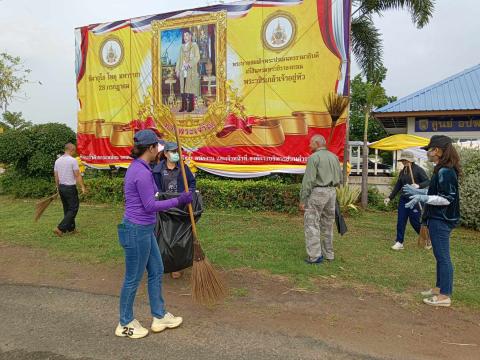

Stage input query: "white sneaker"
[
  {"left": 115, "top": 319, "right": 149, "bottom": 339},
  {"left": 151, "top": 312, "right": 183, "bottom": 333},
  {"left": 391, "top": 242, "right": 404, "bottom": 250}
]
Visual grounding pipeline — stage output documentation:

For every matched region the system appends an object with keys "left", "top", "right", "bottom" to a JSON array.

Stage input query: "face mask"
[{"left": 169, "top": 152, "right": 180, "bottom": 162}]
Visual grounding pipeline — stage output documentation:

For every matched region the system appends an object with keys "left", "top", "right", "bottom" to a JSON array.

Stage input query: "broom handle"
[
  {"left": 407, "top": 163, "right": 423, "bottom": 211},
  {"left": 172, "top": 122, "right": 199, "bottom": 242},
  {"left": 327, "top": 122, "right": 336, "bottom": 148}
]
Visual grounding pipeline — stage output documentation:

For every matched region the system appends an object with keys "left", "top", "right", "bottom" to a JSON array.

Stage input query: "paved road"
[{"left": 0, "top": 284, "right": 379, "bottom": 360}]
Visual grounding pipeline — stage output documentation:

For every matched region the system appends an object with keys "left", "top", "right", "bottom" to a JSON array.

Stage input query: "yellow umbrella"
[{"left": 369, "top": 134, "right": 429, "bottom": 151}]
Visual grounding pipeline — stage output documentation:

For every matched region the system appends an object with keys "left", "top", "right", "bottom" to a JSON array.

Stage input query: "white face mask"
[
  {"left": 169, "top": 152, "right": 180, "bottom": 163},
  {"left": 158, "top": 143, "right": 164, "bottom": 152}
]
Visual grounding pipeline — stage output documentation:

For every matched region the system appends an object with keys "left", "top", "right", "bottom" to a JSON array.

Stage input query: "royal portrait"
[{"left": 152, "top": 13, "right": 227, "bottom": 116}]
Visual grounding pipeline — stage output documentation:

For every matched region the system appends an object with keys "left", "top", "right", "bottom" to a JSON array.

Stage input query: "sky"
[{"left": 1, "top": 0, "right": 479, "bottom": 130}]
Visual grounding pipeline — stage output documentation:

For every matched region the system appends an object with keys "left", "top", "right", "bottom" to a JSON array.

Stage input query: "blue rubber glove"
[
  {"left": 402, "top": 184, "right": 428, "bottom": 197},
  {"left": 405, "top": 194, "right": 429, "bottom": 209},
  {"left": 177, "top": 191, "right": 193, "bottom": 207}
]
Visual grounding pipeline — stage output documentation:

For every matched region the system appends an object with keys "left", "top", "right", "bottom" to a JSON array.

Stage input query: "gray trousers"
[{"left": 304, "top": 187, "right": 336, "bottom": 260}]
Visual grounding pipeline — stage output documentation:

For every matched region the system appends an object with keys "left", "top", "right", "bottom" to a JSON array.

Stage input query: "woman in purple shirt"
[{"left": 115, "top": 130, "right": 192, "bottom": 339}]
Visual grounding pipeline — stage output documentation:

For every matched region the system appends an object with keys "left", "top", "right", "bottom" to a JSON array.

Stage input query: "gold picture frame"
[
  {"left": 151, "top": 11, "right": 228, "bottom": 149},
  {"left": 151, "top": 11, "right": 227, "bottom": 110}
]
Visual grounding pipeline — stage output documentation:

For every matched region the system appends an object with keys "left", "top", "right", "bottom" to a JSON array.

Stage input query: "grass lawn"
[{"left": 1, "top": 195, "right": 478, "bottom": 308}]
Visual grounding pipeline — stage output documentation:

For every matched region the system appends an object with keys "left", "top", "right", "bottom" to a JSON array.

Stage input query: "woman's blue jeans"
[
  {"left": 118, "top": 218, "right": 166, "bottom": 325},
  {"left": 428, "top": 218, "right": 454, "bottom": 296},
  {"left": 396, "top": 196, "right": 421, "bottom": 243}
]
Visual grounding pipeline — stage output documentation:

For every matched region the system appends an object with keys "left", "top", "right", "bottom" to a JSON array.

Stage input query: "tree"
[
  {"left": 0, "top": 52, "right": 31, "bottom": 112},
  {"left": 349, "top": 74, "right": 396, "bottom": 143},
  {"left": 0, "top": 123, "right": 76, "bottom": 178},
  {"left": 351, "top": 0, "right": 435, "bottom": 80},
  {"left": 356, "top": 66, "right": 389, "bottom": 208},
  {"left": 0, "top": 111, "right": 32, "bottom": 131}
]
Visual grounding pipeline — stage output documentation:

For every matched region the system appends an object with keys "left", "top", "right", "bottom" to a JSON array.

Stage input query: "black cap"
[
  {"left": 421, "top": 135, "right": 453, "bottom": 151},
  {"left": 164, "top": 142, "right": 179, "bottom": 151}
]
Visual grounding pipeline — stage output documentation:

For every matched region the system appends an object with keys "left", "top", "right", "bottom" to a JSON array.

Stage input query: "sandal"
[{"left": 423, "top": 295, "right": 451, "bottom": 307}]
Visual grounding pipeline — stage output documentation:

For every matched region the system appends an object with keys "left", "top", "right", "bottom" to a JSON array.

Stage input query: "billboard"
[{"left": 75, "top": 0, "right": 351, "bottom": 177}]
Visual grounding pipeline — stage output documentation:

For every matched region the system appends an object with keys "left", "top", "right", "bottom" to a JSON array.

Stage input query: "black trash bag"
[
  {"left": 335, "top": 200, "right": 348, "bottom": 236},
  {"left": 155, "top": 192, "right": 203, "bottom": 273}
]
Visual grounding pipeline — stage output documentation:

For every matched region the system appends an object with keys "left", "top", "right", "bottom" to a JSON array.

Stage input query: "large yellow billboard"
[{"left": 76, "top": 0, "right": 351, "bottom": 177}]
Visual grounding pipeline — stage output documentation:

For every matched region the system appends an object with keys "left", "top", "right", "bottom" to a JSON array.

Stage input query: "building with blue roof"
[{"left": 373, "top": 64, "right": 480, "bottom": 140}]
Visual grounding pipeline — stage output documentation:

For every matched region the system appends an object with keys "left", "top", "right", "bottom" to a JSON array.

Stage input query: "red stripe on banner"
[
  {"left": 77, "top": 134, "right": 132, "bottom": 165},
  {"left": 192, "top": 123, "right": 346, "bottom": 166},
  {"left": 316, "top": 0, "right": 341, "bottom": 61},
  {"left": 77, "top": 123, "right": 346, "bottom": 167},
  {"left": 77, "top": 26, "right": 89, "bottom": 84}
]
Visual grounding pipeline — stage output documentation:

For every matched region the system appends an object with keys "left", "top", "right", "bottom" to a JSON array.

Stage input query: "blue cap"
[
  {"left": 164, "top": 142, "right": 179, "bottom": 151},
  {"left": 133, "top": 130, "right": 159, "bottom": 146}
]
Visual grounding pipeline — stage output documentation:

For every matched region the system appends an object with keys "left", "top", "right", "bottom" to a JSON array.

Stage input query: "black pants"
[{"left": 58, "top": 185, "right": 79, "bottom": 233}]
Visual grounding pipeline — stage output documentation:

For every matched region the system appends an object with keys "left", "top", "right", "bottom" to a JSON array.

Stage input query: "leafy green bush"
[
  {"left": 28, "top": 123, "right": 77, "bottom": 178},
  {"left": 0, "top": 129, "right": 31, "bottom": 171},
  {"left": 460, "top": 173, "right": 480, "bottom": 230},
  {"left": 83, "top": 177, "right": 301, "bottom": 212},
  {"left": 0, "top": 169, "right": 55, "bottom": 198},
  {"left": 367, "top": 186, "right": 384, "bottom": 210},
  {"left": 197, "top": 178, "right": 300, "bottom": 213},
  {"left": 0, "top": 172, "right": 302, "bottom": 213},
  {"left": 0, "top": 123, "right": 76, "bottom": 178},
  {"left": 458, "top": 147, "right": 480, "bottom": 230},
  {"left": 458, "top": 147, "right": 480, "bottom": 177},
  {"left": 82, "top": 177, "right": 125, "bottom": 203}
]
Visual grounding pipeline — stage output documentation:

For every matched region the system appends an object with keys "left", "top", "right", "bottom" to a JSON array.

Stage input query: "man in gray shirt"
[
  {"left": 53, "top": 143, "right": 86, "bottom": 236},
  {"left": 300, "top": 135, "right": 342, "bottom": 264}
]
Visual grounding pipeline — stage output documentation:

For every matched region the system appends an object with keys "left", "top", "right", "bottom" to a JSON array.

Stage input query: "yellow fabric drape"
[
  {"left": 190, "top": 161, "right": 350, "bottom": 174},
  {"left": 193, "top": 162, "right": 306, "bottom": 173},
  {"left": 76, "top": 157, "right": 86, "bottom": 174},
  {"left": 369, "top": 134, "right": 429, "bottom": 151}
]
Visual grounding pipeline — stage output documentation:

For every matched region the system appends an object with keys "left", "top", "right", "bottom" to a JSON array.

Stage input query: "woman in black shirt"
[
  {"left": 404, "top": 135, "right": 460, "bottom": 307},
  {"left": 385, "top": 151, "right": 429, "bottom": 250}
]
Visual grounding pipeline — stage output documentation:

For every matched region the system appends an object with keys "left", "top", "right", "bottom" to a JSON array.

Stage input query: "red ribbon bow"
[
  {"left": 126, "top": 117, "right": 161, "bottom": 136},
  {"left": 216, "top": 114, "right": 259, "bottom": 138}
]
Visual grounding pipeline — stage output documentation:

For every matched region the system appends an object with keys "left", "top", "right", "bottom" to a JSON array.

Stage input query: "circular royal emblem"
[
  {"left": 99, "top": 36, "right": 124, "bottom": 69},
  {"left": 261, "top": 11, "right": 297, "bottom": 52}
]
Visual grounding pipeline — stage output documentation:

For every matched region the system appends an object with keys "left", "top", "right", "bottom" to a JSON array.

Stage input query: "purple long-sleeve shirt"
[{"left": 124, "top": 158, "right": 179, "bottom": 225}]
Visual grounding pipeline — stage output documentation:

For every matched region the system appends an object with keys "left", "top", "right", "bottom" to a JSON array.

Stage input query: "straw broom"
[
  {"left": 172, "top": 122, "right": 227, "bottom": 305},
  {"left": 407, "top": 163, "right": 431, "bottom": 249},
  {"left": 34, "top": 192, "right": 58, "bottom": 222},
  {"left": 324, "top": 92, "right": 349, "bottom": 147}
]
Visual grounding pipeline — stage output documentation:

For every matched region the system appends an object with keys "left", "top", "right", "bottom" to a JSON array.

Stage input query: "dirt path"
[{"left": 1, "top": 243, "right": 479, "bottom": 360}]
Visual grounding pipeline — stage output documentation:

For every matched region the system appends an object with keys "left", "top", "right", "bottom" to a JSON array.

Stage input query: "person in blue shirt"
[
  {"left": 152, "top": 142, "right": 196, "bottom": 193},
  {"left": 403, "top": 135, "right": 461, "bottom": 307},
  {"left": 385, "top": 151, "right": 429, "bottom": 251},
  {"left": 152, "top": 141, "right": 196, "bottom": 279}
]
